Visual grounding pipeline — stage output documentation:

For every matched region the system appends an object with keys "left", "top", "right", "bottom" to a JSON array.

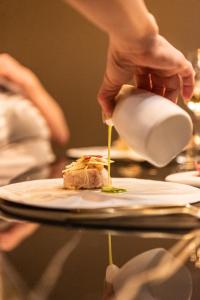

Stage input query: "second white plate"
[
  {"left": 66, "top": 146, "right": 144, "bottom": 161},
  {"left": 166, "top": 171, "right": 200, "bottom": 187}
]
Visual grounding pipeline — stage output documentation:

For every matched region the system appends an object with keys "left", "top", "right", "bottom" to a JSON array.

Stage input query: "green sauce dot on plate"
[{"left": 101, "top": 186, "right": 127, "bottom": 193}]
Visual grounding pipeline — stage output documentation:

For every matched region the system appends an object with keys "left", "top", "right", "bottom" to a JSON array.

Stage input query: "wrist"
[{"left": 110, "top": 13, "right": 159, "bottom": 54}]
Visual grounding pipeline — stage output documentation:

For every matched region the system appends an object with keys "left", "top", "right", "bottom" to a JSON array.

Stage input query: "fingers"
[
  {"left": 160, "top": 60, "right": 195, "bottom": 101},
  {"left": 136, "top": 70, "right": 180, "bottom": 103},
  {"left": 164, "top": 75, "right": 180, "bottom": 102},
  {"left": 161, "top": 51, "right": 195, "bottom": 100},
  {"left": 151, "top": 73, "right": 165, "bottom": 97},
  {"left": 156, "top": 49, "right": 195, "bottom": 100},
  {"left": 98, "top": 75, "right": 119, "bottom": 118},
  {"left": 179, "top": 61, "right": 195, "bottom": 100},
  {"left": 140, "top": 36, "right": 195, "bottom": 100},
  {"left": 136, "top": 73, "right": 151, "bottom": 90},
  {"left": 151, "top": 73, "right": 180, "bottom": 102}
]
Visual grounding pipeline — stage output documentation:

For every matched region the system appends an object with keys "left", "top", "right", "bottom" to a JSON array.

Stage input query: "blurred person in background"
[
  {"left": 0, "top": 53, "right": 69, "bottom": 145},
  {"left": 0, "top": 54, "right": 69, "bottom": 186}
]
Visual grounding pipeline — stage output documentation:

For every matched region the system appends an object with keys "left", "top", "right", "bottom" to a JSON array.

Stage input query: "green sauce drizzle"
[
  {"left": 108, "top": 233, "right": 113, "bottom": 265},
  {"left": 107, "top": 124, "right": 112, "bottom": 185},
  {"left": 101, "top": 124, "right": 127, "bottom": 193}
]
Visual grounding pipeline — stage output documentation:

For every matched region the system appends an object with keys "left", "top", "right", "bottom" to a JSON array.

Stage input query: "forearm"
[{"left": 66, "top": 0, "right": 158, "bottom": 52}]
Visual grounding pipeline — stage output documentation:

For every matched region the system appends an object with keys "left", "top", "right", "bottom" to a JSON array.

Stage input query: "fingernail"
[
  {"left": 102, "top": 112, "right": 113, "bottom": 125},
  {"left": 105, "top": 118, "right": 113, "bottom": 126}
]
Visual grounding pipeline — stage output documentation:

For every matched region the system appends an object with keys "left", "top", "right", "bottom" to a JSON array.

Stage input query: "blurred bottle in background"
[{"left": 177, "top": 49, "right": 200, "bottom": 169}]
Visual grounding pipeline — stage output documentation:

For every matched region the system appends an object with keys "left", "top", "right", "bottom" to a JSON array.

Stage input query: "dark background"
[{"left": 0, "top": 0, "right": 199, "bottom": 153}]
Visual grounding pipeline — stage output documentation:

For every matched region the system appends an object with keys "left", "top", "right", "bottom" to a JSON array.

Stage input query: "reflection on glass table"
[
  {"left": 1, "top": 148, "right": 200, "bottom": 298},
  {"left": 101, "top": 229, "right": 200, "bottom": 300},
  {"left": 103, "top": 249, "right": 192, "bottom": 300},
  {"left": 0, "top": 219, "right": 81, "bottom": 300},
  {"left": 0, "top": 218, "right": 199, "bottom": 300}
]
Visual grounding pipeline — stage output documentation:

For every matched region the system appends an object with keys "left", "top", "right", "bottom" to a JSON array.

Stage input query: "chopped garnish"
[
  {"left": 63, "top": 155, "right": 114, "bottom": 173},
  {"left": 84, "top": 155, "right": 91, "bottom": 160}
]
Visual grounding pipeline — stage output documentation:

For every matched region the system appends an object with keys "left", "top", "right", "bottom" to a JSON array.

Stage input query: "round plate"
[
  {"left": 166, "top": 171, "right": 200, "bottom": 187},
  {"left": 0, "top": 178, "right": 200, "bottom": 210},
  {"left": 66, "top": 147, "right": 144, "bottom": 162}
]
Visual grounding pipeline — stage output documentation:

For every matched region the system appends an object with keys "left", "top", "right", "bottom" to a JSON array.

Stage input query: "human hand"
[
  {"left": 98, "top": 35, "right": 195, "bottom": 117},
  {"left": 0, "top": 54, "right": 69, "bottom": 144}
]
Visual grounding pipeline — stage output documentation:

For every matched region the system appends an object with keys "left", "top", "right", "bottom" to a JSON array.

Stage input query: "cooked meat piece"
[{"left": 63, "top": 167, "right": 108, "bottom": 190}]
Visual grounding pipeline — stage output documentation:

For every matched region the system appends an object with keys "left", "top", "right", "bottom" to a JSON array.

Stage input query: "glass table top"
[{"left": 0, "top": 157, "right": 199, "bottom": 299}]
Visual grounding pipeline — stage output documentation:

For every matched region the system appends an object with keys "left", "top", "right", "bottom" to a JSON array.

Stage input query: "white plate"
[
  {"left": 0, "top": 178, "right": 200, "bottom": 210},
  {"left": 66, "top": 146, "right": 144, "bottom": 161},
  {"left": 166, "top": 171, "right": 200, "bottom": 187}
]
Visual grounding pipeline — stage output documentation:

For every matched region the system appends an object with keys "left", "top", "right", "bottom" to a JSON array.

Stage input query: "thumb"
[
  {"left": 98, "top": 47, "right": 134, "bottom": 118},
  {"left": 106, "top": 264, "right": 120, "bottom": 283},
  {"left": 98, "top": 79, "right": 119, "bottom": 118}
]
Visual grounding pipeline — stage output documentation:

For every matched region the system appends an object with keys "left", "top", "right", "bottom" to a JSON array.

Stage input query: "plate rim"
[{"left": 0, "top": 177, "right": 200, "bottom": 211}]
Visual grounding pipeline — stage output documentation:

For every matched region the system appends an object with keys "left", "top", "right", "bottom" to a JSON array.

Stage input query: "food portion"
[
  {"left": 62, "top": 155, "right": 111, "bottom": 190},
  {"left": 63, "top": 126, "right": 127, "bottom": 193}
]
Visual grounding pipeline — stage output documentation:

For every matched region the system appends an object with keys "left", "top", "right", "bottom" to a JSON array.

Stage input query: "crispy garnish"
[{"left": 62, "top": 155, "right": 114, "bottom": 173}]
